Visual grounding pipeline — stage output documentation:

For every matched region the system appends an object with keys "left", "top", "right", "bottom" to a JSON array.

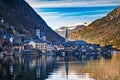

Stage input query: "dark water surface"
[{"left": 0, "top": 51, "right": 120, "bottom": 80}]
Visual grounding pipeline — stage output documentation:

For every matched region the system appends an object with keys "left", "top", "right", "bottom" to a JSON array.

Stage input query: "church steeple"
[{"left": 65, "top": 27, "right": 69, "bottom": 42}]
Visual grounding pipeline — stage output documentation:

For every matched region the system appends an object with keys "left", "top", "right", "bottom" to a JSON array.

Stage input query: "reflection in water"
[
  {"left": 0, "top": 51, "right": 120, "bottom": 80},
  {"left": 65, "top": 58, "right": 69, "bottom": 78}
]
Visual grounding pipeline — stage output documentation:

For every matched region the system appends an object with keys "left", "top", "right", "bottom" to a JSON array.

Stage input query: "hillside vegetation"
[{"left": 69, "top": 6, "right": 120, "bottom": 49}]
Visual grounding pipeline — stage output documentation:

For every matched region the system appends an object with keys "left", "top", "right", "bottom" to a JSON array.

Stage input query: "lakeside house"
[
  {"left": 57, "top": 44, "right": 64, "bottom": 50},
  {"left": 13, "top": 42, "right": 24, "bottom": 52},
  {"left": 3, "top": 34, "right": 13, "bottom": 46},
  {"left": 23, "top": 39, "right": 49, "bottom": 53},
  {"left": 35, "top": 40, "right": 47, "bottom": 53},
  {"left": 47, "top": 44, "right": 54, "bottom": 51}
]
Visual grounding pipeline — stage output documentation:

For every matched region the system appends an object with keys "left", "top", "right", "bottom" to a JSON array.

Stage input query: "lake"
[{"left": 0, "top": 51, "right": 120, "bottom": 80}]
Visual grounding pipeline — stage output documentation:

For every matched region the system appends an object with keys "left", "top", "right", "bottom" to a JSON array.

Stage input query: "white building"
[
  {"left": 23, "top": 40, "right": 48, "bottom": 52},
  {"left": 36, "top": 29, "right": 40, "bottom": 39},
  {"left": 47, "top": 44, "right": 54, "bottom": 51},
  {"left": 28, "top": 41, "right": 36, "bottom": 48}
]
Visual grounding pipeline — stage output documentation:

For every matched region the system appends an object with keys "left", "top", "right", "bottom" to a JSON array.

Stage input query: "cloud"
[
  {"left": 38, "top": 12, "right": 107, "bottom": 29},
  {"left": 25, "top": 0, "right": 120, "bottom": 8},
  {"left": 34, "top": 6, "right": 117, "bottom": 29},
  {"left": 35, "top": 6, "right": 116, "bottom": 18},
  {"left": 25, "top": 0, "right": 120, "bottom": 29}
]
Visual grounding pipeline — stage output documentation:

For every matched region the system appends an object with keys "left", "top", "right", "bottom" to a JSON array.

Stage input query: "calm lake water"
[{"left": 0, "top": 51, "right": 120, "bottom": 80}]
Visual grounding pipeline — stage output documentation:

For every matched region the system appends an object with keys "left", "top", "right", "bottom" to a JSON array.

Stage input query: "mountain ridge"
[
  {"left": 55, "top": 24, "right": 85, "bottom": 38},
  {"left": 0, "top": 0, "right": 64, "bottom": 42},
  {"left": 69, "top": 6, "right": 120, "bottom": 49}
]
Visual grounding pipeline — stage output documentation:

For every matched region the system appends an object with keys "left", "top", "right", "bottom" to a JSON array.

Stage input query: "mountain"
[
  {"left": 0, "top": 0, "right": 64, "bottom": 42},
  {"left": 69, "top": 6, "right": 120, "bottom": 49},
  {"left": 55, "top": 24, "right": 86, "bottom": 38}
]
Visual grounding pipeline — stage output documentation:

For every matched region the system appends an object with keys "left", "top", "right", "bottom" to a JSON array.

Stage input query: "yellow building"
[
  {"left": 35, "top": 41, "right": 47, "bottom": 53},
  {"left": 23, "top": 40, "right": 48, "bottom": 53}
]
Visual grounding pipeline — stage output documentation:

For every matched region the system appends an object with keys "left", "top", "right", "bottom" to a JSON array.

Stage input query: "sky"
[{"left": 25, "top": 0, "right": 120, "bottom": 30}]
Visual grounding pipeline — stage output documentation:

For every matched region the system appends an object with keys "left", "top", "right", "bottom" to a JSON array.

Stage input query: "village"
[
  {"left": 0, "top": 0, "right": 120, "bottom": 80},
  {"left": 0, "top": 16, "right": 117, "bottom": 59}
]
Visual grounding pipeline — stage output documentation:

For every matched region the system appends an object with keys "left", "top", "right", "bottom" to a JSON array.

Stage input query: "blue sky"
[{"left": 25, "top": 0, "right": 120, "bottom": 30}]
